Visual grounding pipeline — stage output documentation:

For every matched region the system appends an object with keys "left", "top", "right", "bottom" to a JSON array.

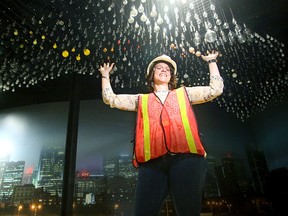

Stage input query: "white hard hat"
[{"left": 146, "top": 55, "right": 177, "bottom": 75}]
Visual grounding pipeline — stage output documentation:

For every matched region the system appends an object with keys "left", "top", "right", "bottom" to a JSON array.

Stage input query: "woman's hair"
[{"left": 146, "top": 60, "right": 178, "bottom": 93}]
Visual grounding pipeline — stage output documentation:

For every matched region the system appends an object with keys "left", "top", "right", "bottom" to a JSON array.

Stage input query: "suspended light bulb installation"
[{"left": 0, "top": 0, "right": 287, "bottom": 122}]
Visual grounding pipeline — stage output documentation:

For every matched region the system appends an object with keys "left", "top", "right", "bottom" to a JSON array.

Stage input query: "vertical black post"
[{"left": 61, "top": 74, "right": 80, "bottom": 216}]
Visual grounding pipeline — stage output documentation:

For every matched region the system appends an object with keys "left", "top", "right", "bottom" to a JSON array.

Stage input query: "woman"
[{"left": 99, "top": 50, "right": 224, "bottom": 216}]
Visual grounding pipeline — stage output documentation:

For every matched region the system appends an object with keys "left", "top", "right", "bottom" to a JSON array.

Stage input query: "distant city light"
[{"left": 0, "top": 114, "right": 28, "bottom": 158}]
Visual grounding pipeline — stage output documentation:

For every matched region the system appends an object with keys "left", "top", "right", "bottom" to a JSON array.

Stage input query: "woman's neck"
[{"left": 154, "top": 84, "right": 169, "bottom": 93}]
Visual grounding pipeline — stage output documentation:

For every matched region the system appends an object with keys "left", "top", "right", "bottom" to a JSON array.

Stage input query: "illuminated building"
[
  {"left": 12, "top": 184, "right": 35, "bottom": 206},
  {"left": 22, "top": 166, "right": 34, "bottom": 185},
  {"left": 36, "top": 146, "right": 64, "bottom": 196},
  {"left": 104, "top": 154, "right": 137, "bottom": 178},
  {"left": 75, "top": 171, "right": 105, "bottom": 204},
  {"left": 103, "top": 156, "right": 118, "bottom": 178},
  {"left": 0, "top": 161, "right": 25, "bottom": 201},
  {"left": 118, "top": 154, "right": 138, "bottom": 179},
  {"left": 0, "top": 155, "right": 10, "bottom": 190},
  {"left": 103, "top": 154, "right": 137, "bottom": 215}
]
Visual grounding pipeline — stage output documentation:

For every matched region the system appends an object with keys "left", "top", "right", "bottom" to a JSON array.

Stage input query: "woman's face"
[{"left": 153, "top": 62, "right": 171, "bottom": 84}]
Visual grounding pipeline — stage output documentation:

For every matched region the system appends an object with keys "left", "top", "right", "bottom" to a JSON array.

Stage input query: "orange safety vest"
[{"left": 133, "top": 87, "right": 206, "bottom": 165}]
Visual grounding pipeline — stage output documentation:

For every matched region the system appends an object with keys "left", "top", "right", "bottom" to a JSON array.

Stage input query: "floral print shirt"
[{"left": 102, "top": 75, "right": 224, "bottom": 111}]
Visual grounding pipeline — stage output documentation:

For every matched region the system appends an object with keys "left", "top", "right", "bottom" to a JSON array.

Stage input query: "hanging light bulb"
[
  {"left": 210, "top": 4, "right": 215, "bottom": 11},
  {"left": 62, "top": 50, "right": 69, "bottom": 58},
  {"left": 206, "top": 21, "right": 212, "bottom": 29},
  {"left": 193, "top": 31, "right": 201, "bottom": 46},
  {"left": 228, "top": 30, "right": 235, "bottom": 44},
  {"left": 243, "top": 25, "right": 253, "bottom": 41},
  {"left": 220, "top": 30, "right": 227, "bottom": 42},
  {"left": 223, "top": 22, "right": 229, "bottom": 29},
  {"left": 185, "top": 11, "right": 191, "bottom": 23},
  {"left": 195, "top": 51, "right": 201, "bottom": 57},
  {"left": 216, "top": 19, "right": 222, "bottom": 25},
  {"left": 128, "top": 16, "right": 135, "bottom": 24},
  {"left": 181, "top": 33, "right": 185, "bottom": 41},
  {"left": 154, "top": 23, "right": 160, "bottom": 33},
  {"left": 202, "top": 11, "right": 208, "bottom": 18},
  {"left": 164, "top": 6, "right": 169, "bottom": 13},
  {"left": 205, "top": 29, "right": 217, "bottom": 43},
  {"left": 83, "top": 48, "right": 90, "bottom": 56},
  {"left": 236, "top": 32, "right": 246, "bottom": 44},
  {"left": 196, "top": 18, "right": 202, "bottom": 25},
  {"left": 175, "top": 26, "right": 179, "bottom": 37},
  {"left": 145, "top": 18, "right": 151, "bottom": 25},
  {"left": 164, "top": 13, "right": 170, "bottom": 23},
  {"left": 135, "top": 22, "right": 140, "bottom": 29},
  {"left": 150, "top": 5, "right": 157, "bottom": 18},
  {"left": 204, "top": 22, "right": 217, "bottom": 43},
  {"left": 235, "top": 24, "right": 242, "bottom": 33},
  {"left": 188, "top": 47, "right": 195, "bottom": 54},
  {"left": 138, "top": 4, "right": 144, "bottom": 13},
  {"left": 140, "top": 13, "right": 147, "bottom": 22},
  {"left": 130, "top": 6, "right": 138, "bottom": 17},
  {"left": 156, "top": 15, "right": 163, "bottom": 25},
  {"left": 189, "top": 2, "right": 194, "bottom": 9}
]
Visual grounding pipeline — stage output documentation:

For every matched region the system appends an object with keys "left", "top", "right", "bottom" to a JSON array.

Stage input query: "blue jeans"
[{"left": 133, "top": 153, "right": 207, "bottom": 216}]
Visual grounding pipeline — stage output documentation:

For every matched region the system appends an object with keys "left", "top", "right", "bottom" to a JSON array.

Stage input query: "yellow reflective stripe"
[
  {"left": 176, "top": 89, "right": 197, "bottom": 153},
  {"left": 142, "top": 94, "right": 151, "bottom": 161}
]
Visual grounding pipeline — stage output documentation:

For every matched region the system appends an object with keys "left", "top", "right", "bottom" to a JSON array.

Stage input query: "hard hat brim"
[{"left": 146, "top": 55, "right": 177, "bottom": 75}]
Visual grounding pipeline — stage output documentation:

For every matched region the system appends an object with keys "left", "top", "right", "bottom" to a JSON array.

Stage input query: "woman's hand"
[
  {"left": 201, "top": 50, "right": 219, "bottom": 62},
  {"left": 99, "top": 62, "right": 115, "bottom": 77}
]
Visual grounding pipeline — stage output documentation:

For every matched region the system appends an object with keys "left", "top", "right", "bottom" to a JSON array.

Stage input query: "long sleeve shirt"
[{"left": 102, "top": 75, "right": 224, "bottom": 112}]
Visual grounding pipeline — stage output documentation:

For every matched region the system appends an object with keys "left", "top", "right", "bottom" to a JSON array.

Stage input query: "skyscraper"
[
  {"left": 0, "top": 161, "right": 25, "bottom": 201},
  {"left": 103, "top": 156, "right": 118, "bottom": 178},
  {"left": 75, "top": 171, "right": 106, "bottom": 204},
  {"left": 104, "top": 154, "right": 137, "bottom": 178},
  {"left": 118, "top": 154, "right": 138, "bottom": 178},
  {"left": 203, "top": 155, "right": 221, "bottom": 198},
  {"left": 36, "top": 146, "right": 64, "bottom": 196},
  {"left": 103, "top": 154, "right": 137, "bottom": 215},
  {"left": 215, "top": 155, "right": 240, "bottom": 197},
  {"left": 246, "top": 146, "right": 269, "bottom": 194},
  {"left": 0, "top": 154, "right": 10, "bottom": 190}
]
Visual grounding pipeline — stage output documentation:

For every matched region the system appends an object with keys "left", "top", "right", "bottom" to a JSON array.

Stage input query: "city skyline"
[
  {"left": 0, "top": 99, "right": 287, "bottom": 175},
  {"left": 0, "top": 142, "right": 279, "bottom": 216},
  {"left": 0, "top": 100, "right": 135, "bottom": 174},
  {"left": 0, "top": 143, "right": 268, "bottom": 196}
]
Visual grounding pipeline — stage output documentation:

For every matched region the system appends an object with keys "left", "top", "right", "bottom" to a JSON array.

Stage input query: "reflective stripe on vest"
[
  {"left": 176, "top": 88, "right": 197, "bottom": 153},
  {"left": 142, "top": 94, "right": 151, "bottom": 161}
]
